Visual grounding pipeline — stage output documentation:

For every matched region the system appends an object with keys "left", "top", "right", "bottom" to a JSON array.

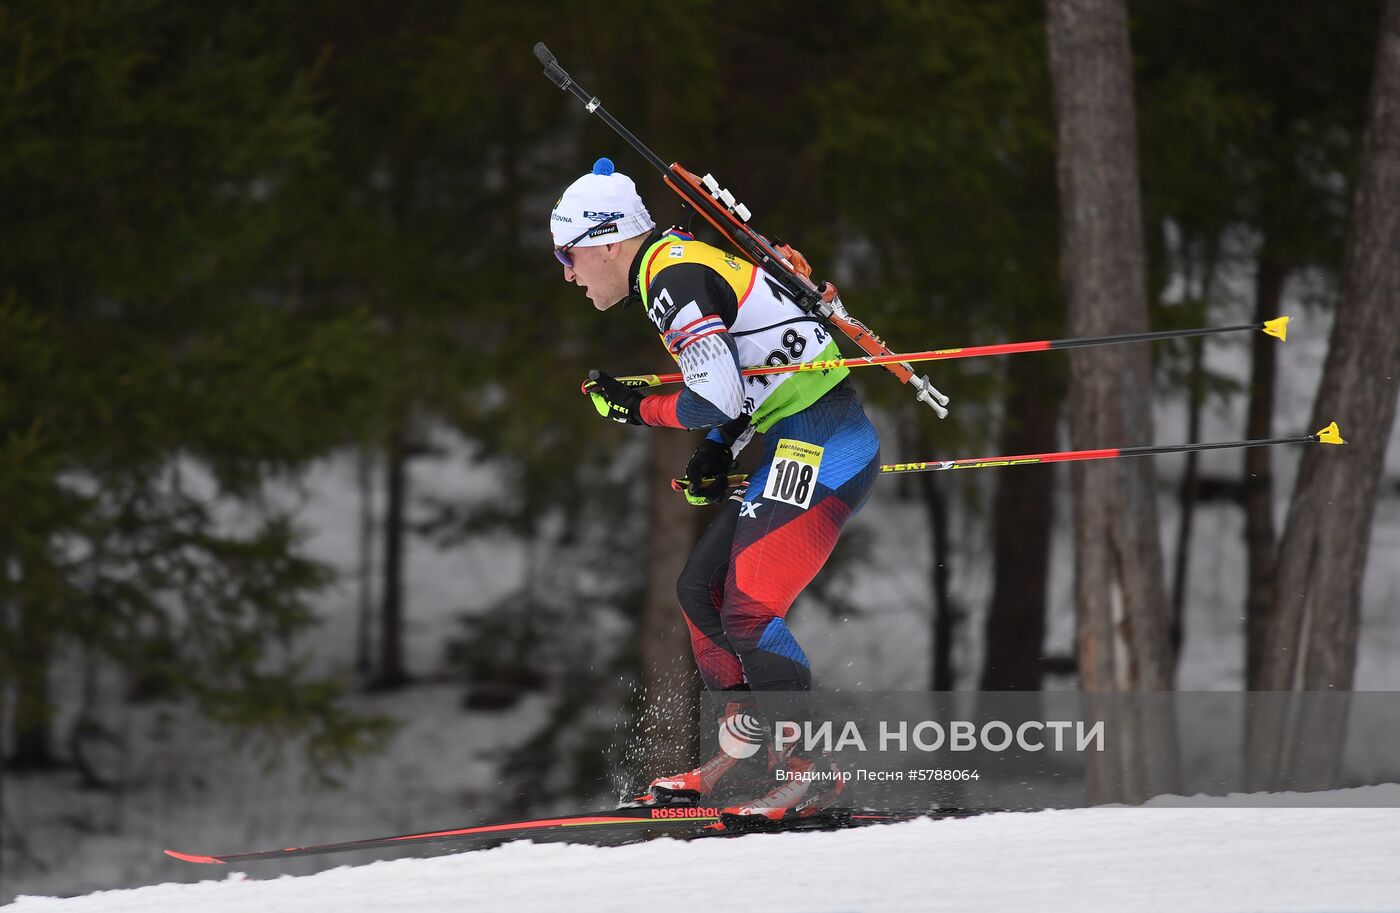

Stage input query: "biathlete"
[{"left": 551, "top": 158, "right": 879, "bottom": 821}]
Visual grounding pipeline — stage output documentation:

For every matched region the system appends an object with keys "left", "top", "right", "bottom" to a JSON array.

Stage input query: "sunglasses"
[{"left": 554, "top": 220, "right": 619, "bottom": 268}]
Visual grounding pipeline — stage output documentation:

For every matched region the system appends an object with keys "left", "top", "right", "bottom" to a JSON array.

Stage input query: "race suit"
[{"left": 627, "top": 228, "right": 880, "bottom": 692}]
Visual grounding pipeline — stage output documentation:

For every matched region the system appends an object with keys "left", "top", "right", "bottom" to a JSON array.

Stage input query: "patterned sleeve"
[{"left": 638, "top": 263, "right": 745, "bottom": 430}]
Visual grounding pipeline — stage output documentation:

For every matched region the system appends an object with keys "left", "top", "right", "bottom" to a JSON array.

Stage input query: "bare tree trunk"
[
  {"left": 374, "top": 155, "right": 417, "bottom": 692},
  {"left": 639, "top": 433, "right": 701, "bottom": 775},
  {"left": 356, "top": 445, "right": 376, "bottom": 677},
  {"left": 900, "top": 418, "right": 956, "bottom": 691},
  {"left": 1169, "top": 335, "right": 1203, "bottom": 669},
  {"left": 1047, "top": 0, "right": 1174, "bottom": 690},
  {"left": 1048, "top": 0, "right": 1179, "bottom": 802},
  {"left": 376, "top": 419, "right": 409, "bottom": 688},
  {"left": 917, "top": 470, "right": 955, "bottom": 691},
  {"left": 981, "top": 357, "right": 1063, "bottom": 691},
  {"left": 1249, "top": 0, "right": 1400, "bottom": 789},
  {"left": 1243, "top": 248, "right": 1285, "bottom": 690},
  {"left": 1169, "top": 237, "right": 1217, "bottom": 677}
]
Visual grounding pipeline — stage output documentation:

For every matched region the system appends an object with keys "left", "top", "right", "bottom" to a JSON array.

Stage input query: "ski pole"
[
  {"left": 670, "top": 422, "right": 1344, "bottom": 493},
  {"left": 535, "top": 43, "right": 951, "bottom": 418},
  {"left": 615, "top": 317, "right": 1290, "bottom": 389}
]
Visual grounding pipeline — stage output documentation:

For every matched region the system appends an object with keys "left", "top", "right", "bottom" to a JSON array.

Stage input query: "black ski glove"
[
  {"left": 683, "top": 438, "right": 734, "bottom": 506},
  {"left": 584, "top": 370, "right": 647, "bottom": 425}
]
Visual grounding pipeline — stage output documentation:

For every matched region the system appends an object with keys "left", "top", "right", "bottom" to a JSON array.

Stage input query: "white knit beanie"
[{"left": 549, "top": 157, "right": 655, "bottom": 248}]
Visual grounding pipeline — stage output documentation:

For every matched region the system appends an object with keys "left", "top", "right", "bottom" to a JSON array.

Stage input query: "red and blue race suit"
[{"left": 626, "top": 228, "right": 880, "bottom": 692}]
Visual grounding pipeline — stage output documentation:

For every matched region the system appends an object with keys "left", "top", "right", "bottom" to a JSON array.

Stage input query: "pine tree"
[{"left": 0, "top": 2, "right": 389, "bottom": 776}]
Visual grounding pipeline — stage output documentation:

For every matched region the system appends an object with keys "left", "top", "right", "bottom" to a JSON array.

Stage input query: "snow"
[{"left": 7, "top": 793, "right": 1400, "bottom": 913}]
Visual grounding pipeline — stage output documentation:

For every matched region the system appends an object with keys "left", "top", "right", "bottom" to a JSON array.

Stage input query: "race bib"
[{"left": 763, "top": 439, "right": 823, "bottom": 510}]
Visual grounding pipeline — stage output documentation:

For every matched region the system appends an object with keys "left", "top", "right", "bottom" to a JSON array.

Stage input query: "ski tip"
[
  {"left": 1314, "top": 421, "right": 1345, "bottom": 445},
  {"left": 165, "top": 850, "right": 225, "bottom": 865},
  {"left": 1263, "top": 315, "right": 1290, "bottom": 341}
]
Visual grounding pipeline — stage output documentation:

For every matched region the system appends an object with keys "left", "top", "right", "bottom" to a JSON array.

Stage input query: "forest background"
[{"left": 2, "top": 0, "right": 1399, "bottom": 900}]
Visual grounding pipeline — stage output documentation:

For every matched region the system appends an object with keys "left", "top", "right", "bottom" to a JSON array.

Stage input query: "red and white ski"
[{"left": 165, "top": 805, "right": 976, "bottom": 865}]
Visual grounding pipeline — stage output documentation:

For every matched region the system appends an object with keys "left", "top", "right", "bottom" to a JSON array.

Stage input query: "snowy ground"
[{"left": 7, "top": 791, "right": 1400, "bottom": 913}]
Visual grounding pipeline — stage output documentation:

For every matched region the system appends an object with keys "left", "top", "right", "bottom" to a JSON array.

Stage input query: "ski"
[{"left": 165, "top": 805, "right": 979, "bottom": 865}]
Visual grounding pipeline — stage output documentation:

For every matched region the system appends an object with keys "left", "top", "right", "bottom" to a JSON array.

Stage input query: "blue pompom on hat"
[{"left": 592, "top": 157, "right": 615, "bottom": 176}]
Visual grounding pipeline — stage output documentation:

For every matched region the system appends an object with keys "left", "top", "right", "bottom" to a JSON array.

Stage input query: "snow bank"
[{"left": 8, "top": 800, "right": 1399, "bottom": 913}]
